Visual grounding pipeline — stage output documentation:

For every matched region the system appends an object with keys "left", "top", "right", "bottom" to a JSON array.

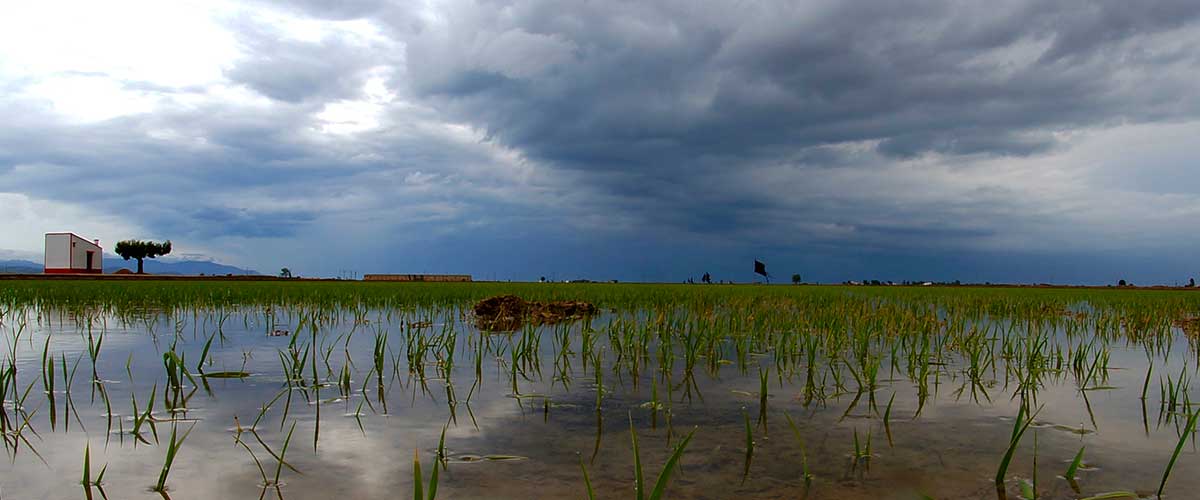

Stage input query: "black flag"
[{"left": 754, "top": 260, "right": 770, "bottom": 282}]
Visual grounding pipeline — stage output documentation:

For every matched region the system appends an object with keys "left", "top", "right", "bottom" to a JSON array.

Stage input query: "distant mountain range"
[
  {"left": 0, "top": 260, "right": 42, "bottom": 274},
  {"left": 0, "top": 258, "right": 260, "bottom": 275}
]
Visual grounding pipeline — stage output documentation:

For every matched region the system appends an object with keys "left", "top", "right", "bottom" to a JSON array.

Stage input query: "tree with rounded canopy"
[{"left": 114, "top": 240, "right": 172, "bottom": 274}]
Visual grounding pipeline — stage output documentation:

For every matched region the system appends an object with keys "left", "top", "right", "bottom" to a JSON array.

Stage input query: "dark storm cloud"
[
  {"left": 4, "top": 0, "right": 1200, "bottom": 281},
  {"left": 403, "top": 0, "right": 1200, "bottom": 166},
  {"left": 876, "top": 130, "right": 1058, "bottom": 159},
  {"left": 188, "top": 206, "right": 316, "bottom": 238},
  {"left": 381, "top": 0, "right": 1200, "bottom": 255}
]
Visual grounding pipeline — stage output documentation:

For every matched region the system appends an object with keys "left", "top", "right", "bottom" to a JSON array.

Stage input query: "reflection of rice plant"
[
  {"left": 757, "top": 367, "right": 768, "bottom": 426},
  {"left": 883, "top": 393, "right": 896, "bottom": 447}
]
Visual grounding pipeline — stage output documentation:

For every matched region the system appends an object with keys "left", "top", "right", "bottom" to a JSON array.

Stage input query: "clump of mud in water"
[
  {"left": 1175, "top": 315, "right": 1200, "bottom": 337},
  {"left": 473, "top": 295, "right": 597, "bottom": 330}
]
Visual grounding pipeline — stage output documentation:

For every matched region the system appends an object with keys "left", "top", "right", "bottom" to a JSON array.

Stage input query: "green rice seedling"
[
  {"left": 784, "top": 413, "right": 813, "bottom": 486},
  {"left": 311, "top": 321, "right": 321, "bottom": 452},
  {"left": 0, "top": 362, "right": 14, "bottom": 440},
  {"left": 196, "top": 332, "right": 216, "bottom": 372},
  {"left": 742, "top": 409, "right": 754, "bottom": 484},
  {"left": 1157, "top": 408, "right": 1200, "bottom": 498},
  {"left": 130, "top": 384, "right": 158, "bottom": 445},
  {"left": 590, "top": 405, "right": 604, "bottom": 463},
  {"left": 199, "top": 371, "right": 250, "bottom": 379},
  {"left": 81, "top": 442, "right": 108, "bottom": 487},
  {"left": 248, "top": 427, "right": 301, "bottom": 477},
  {"left": 430, "top": 426, "right": 446, "bottom": 497},
  {"left": 61, "top": 352, "right": 86, "bottom": 431},
  {"left": 42, "top": 336, "right": 56, "bottom": 429},
  {"left": 161, "top": 350, "right": 197, "bottom": 410},
  {"left": 86, "top": 329, "right": 103, "bottom": 383},
  {"left": 232, "top": 430, "right": 269, "bottom": 498},
  {"left": 996, "top": 404, "right": 1041, "bottom": 490},
  {"left": 853, "top": 428, "right": 862, "bottom": 464},
  {"left": 8, "top": 277, "right": 1200, "bottom": 498},
  {"left": 627, "top": 413, "right": 697, "bottom": 500},
  {"left": 412, "top": 447, "right": 440, "bottom": 500},
  {"left": 631, "top": 414, "right": 646, "bottom": 499},
  {"left": 648, "top": 427, "right": 696, "bottom": 500},
  {"left": 271, "top": 422, "right": 298, "bottom": 489},
  {"left": 578, "top": 453, "right": 596, "bottom": 500},
  {"left": 1062, "top": 445, "right": 1085, "bottom": 493},
  {"left": 1018, "top": 430, "right": 1038, "bottom": 500},
  {"left": 1078, "top": 492, "right": 1139, "bottom": 500},
  {"left": 153, "top": 423, "right": 194, "bottom": 493},
  {"left": 251, "top": 387, "right": 287, "bottom": 430},
  {"left": 413, "top": 448, "right": 424, "bottom": 500},
  {"left": 851, "top": 427, "right": 873, "bottom": 471},
  {"left": 338, "top": 363, "right": 352, "bottom": 398}
]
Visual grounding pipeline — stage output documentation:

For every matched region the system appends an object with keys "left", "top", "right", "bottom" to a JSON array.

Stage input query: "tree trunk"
[{"left": 137, "top": 258, "right": 144, "bottom": 274}]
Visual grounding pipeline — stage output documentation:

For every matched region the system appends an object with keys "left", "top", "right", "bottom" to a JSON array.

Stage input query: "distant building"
[
  {"left": 362, "top": 274, "right": 471, "bottom": 282},
  {"left": 44, "top": 233, "right": 103, "bottom": 274}
]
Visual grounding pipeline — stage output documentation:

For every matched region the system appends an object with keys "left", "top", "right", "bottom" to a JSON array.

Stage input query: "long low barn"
[{"left": 363, "top": 274, "right": 472, "bottom": 282}]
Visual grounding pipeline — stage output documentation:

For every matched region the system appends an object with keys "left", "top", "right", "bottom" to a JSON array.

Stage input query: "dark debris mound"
[
  {"left": 473, "top": 295, "right": 597, "bottom": 330},
  {"left": 1175, "top": 316, "right": 1200, "bottom": 337}
]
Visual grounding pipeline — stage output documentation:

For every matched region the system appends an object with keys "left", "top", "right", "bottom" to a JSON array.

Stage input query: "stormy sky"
[{"left": 3, "top": 0, "right": 1200, "bottom": 284}]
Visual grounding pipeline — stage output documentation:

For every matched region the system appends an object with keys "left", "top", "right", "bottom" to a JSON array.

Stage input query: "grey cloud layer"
[
  {"left": 404, "top": 0, "right": 1200, "bottom": 162},
  {"left": 386, "top": 0, "right": 1200, "bottom": 251},
  {"left": 3, "top": 0, "right": 1200, "bottom": 281}
]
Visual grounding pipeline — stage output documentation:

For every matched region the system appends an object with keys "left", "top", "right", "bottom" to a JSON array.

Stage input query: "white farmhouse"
[{"left": 44, "top": 233, "right": 103, "bottom": 274}]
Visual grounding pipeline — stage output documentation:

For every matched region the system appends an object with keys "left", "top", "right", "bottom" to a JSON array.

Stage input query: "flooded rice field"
[{"left": 1, "top": 282, "right": 1198, "bottom": 499}]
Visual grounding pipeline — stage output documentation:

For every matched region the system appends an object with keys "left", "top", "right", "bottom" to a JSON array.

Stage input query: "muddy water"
[{"left": 1, "top": 308, "right": 1196, "bottom": 500}]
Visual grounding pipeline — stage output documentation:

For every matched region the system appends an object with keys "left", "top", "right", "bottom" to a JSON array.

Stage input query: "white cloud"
[{"left": 0, "top": 192, "right": 144, "bottom": 253}]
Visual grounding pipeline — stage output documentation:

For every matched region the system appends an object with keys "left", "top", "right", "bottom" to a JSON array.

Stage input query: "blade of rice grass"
[
  {"left": 742, "top": 409, "right": 754, "bottom": 484},
  {"left": 153, "top": 423, "right": 193, "bottom": 492},
  {"left": 648, "top": 427, "right": 696, "bottom": 500},
  {"left": 1157, "top": 408, "right": 1200, "bottom": 498},
  {"left": 783, "top": 413, "right": 813, "bottom": 485},
  {"left": 579, "top": 453, "right": 596, "bottom": 500},
  {"left": 1079, "top": 492, "right": 1138, "bottom": 500},
  {"left": 413, "top": 448, "right": 423, "bottom": 500},
  {"left": 1064, "top": 446, "right": 1085, "bottom": 482},
  {"left": 631, "top": 413, "right": 645, "bottom": 500},
  {"left": 995, "top": 405, "right": 1041, "bottom": 488}
]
